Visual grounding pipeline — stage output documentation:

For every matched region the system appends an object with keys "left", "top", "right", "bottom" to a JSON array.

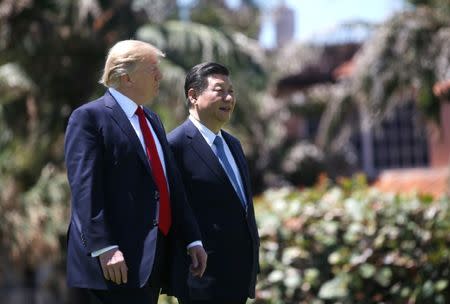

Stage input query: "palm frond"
[
  {"left": 154, "top": 59, "right": 186, "bottom": 106},
  {"left": 231, "top": 32, "right": 266, "bottom": 66},
  {"left": 136, "top": 24, "right": 168, "bottom": 49},
  {"left": 137, "top": 20, "right": 236, "bottom": 62},
  {"left": 270, "top": 43, "right": 324, "bottom": 80},
  {"left": 150, "top": 59, "right": 188, "bottom": 130},
  {"left": 431, "top": 27, "right": 450, "bottom": 81}
]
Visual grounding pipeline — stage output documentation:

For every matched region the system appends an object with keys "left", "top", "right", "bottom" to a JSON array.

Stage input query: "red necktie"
[{"left": 136, "top": 106, "right": 171, "bottom": 235}]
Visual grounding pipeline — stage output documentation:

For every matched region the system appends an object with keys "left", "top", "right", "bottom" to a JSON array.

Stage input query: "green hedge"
[{"left": 254, "top": 176, "right": 450, "bottom": 304}]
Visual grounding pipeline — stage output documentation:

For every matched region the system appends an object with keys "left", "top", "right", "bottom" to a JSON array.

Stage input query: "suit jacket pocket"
[{"left": 187, "top": 273, "right": 215, "bottom": 300}]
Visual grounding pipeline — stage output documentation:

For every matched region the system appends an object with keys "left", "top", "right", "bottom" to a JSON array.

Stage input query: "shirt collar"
[
  {"left": 189, "top": 115, "right": 223, "bottom": 147},
  {"left": 109, "top": 88, "right": 139, "bottom": 118}
]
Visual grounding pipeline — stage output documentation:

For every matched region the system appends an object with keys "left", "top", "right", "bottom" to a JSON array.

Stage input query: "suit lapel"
[
  {"left": 104, "top": 92, "right": 152, "bottom": 176},
  {"left": 184, "top": 120, "right": 231, "bottom": 186},
  {"left": 222, "top": 132, "right": 252, "bottom": 204}
]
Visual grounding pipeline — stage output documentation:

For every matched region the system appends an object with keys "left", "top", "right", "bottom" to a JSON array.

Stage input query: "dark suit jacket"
[
  {"left": 167, "top": 119, "right": 260, "bottom": 301},
  {"left": 64, "top": 91, "right": 201, "bottom": 290}
]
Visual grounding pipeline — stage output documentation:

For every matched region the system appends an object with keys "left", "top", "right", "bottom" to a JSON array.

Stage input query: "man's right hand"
[
  {"left": 188, "top": 245, "right": 207, "bottom": 277},
  {"left": 99, "top": 248, "right": 128, "bottom": 285}
]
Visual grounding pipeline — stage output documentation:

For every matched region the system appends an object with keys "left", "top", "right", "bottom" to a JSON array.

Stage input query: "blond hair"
[{"left": 99, "top": 40, "right": 165, "bottom": 88}]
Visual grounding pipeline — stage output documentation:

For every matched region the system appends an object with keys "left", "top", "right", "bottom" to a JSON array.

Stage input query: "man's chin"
[
  {"left": 219, "top": 112, "right": 232, "bottom": 122},
  {"left": 217, "top": 117, "right": 231, "bottom": 127}
]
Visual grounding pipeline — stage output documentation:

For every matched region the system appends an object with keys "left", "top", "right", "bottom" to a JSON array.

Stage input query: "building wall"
[{"left": 429, "top": 102, "right": 450, "bottom": 167}]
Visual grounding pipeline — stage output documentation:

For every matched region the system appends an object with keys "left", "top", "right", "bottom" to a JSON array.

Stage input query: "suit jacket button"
[{"left": 154, "top": 191, "right": 160, "bottom": 200}]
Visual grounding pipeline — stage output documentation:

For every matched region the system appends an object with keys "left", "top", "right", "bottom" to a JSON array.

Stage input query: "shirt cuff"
[
  {"left": 186, "top": 241, "right": 203, "bottom": 249},
  {"left": 91, "top": 245, "right": 119, "bottom": 257}
]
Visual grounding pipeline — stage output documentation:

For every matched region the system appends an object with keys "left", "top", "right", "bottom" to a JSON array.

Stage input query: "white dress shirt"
[{"left": 110, "top": 88, "right": 167, "bottom": 177}]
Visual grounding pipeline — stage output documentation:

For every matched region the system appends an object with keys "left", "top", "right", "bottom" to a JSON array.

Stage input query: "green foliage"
[
  {"left": 189, "top": 0, "right": 261, "bottom": 39},
  {"left": 281, "top": 142, "right": 325, "bottom": 186},
  {"left": 0, "top": 0, "right": 140, "bottom": 207},
  {"left": 1, "top": 164, "right": 69, "bottom": 266},
  {"left": 407, "top": 0, "right": 450, "bottom": 13},
  {"left": 417, "top": 70, "right": 441, "bottom": 123},
  {"left": 255, "top": 177, "right": 450, "bottom": 303},
  {"left": 190, "top": 3, "right": 224, "bottom": 29}
]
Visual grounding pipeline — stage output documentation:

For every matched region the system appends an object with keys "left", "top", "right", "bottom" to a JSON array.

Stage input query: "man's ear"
[
  {"left": 187, "top": 88, "right": 197, "bottom": 106},
  {"left": 120, "top": 74, "right": 132, "bottom": 87}
]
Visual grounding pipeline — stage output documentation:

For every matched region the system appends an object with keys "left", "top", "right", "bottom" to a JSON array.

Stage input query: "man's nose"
[{"left": 224, "top": 92, "right": 234, "bottom": 102}]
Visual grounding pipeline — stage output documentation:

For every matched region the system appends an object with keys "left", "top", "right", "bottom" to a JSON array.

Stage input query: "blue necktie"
[{"left": 213, "top": 136, "right": 247, "bottom": 211}]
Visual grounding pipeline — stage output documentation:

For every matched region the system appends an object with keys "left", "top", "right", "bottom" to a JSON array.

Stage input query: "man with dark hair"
[
  {"left": 167, "top": 62, "right": 260, "bottom": 304},
  {"left": 64, "top": 40, "right": 207, "bottom": 304}
]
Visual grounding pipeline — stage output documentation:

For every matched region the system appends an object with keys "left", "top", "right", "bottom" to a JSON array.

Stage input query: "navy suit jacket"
[
  {"left": 64, "top": 91, "right": 201, "bottom": 290},
  {"left": 167, "top": 119, "right": 260, "bottom": 300}
]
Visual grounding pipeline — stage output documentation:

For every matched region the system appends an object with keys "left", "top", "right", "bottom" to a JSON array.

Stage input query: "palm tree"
[{"left": 296, "top": 5, "right": 450, "bottom": 181}]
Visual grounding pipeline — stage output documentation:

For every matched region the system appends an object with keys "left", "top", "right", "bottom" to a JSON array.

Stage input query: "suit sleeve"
[
  {"left": 64, "top": 108, "right": 113, "bottom": 254},
  {"left": 153, "top": 116, "right": 202, "bottom": 245}
]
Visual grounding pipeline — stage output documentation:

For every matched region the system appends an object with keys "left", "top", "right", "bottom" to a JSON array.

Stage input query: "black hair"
[{"left": 184, "top": 62, "right": 229, "bottom": 107}]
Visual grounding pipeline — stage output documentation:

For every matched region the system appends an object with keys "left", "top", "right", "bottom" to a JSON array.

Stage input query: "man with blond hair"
[{"left": 64, "top": 40, "right": 207, "bottom": 304}]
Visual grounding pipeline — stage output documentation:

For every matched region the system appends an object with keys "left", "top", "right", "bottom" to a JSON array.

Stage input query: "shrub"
[{"left": 254, "top": 176, "right": 450, "bottom": 304}]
